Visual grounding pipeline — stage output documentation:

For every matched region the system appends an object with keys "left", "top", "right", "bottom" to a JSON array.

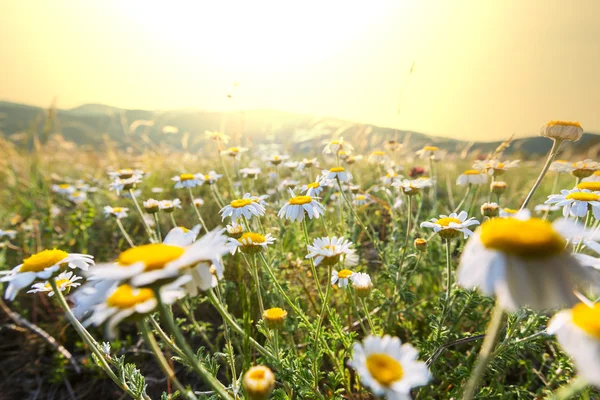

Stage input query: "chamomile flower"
[
  {"left": 392, "top": 179, "right": 432, "bottom": 196},
  {"left": 108, "top": 168, "right": 144, "bottom": 180},
  {"left": 344, "top": 154, "right": 363, "bottom": 165},
  {"left": 243, "top": 366, "right": 276, "bottom": 400},
  {"left": 420, "top": 211, "right": 479, "bottom": 240},
  {"left": 193, "top": 198, "right": 205, "bottom": 207},
  {"left": 68, "top": 191, "right": 87, "bottom": 204},
  {"left": 199, "top": 171, "right": 223, "bottom": 185},
  {"left": 263, "top": 308, "right": 287, "bottom": 329},
  {"left": 249, "top": 194, "right": 270, "bottom": 207},
  {"left": 353, "top": 194, "right": 372, "bottom": 206},
  {"left": 457, "top": 169, "right": 488, "bottom": 186},
  {"left": 240, "top": 167, "right": 262, "bottom": 179},
  {"left": 568, "top": 159, "right": 600, "bottom": 179},
  {"left": 499, "top": 208, "right": 518, "bottom": 218},
  {"left": 549, "top": 160, "right": 572, "bottom": 173},
  {"left": 481, "top": 202, "right": 500, "bottom": 217},
  {"left": 323, "top": 137, "right": 354, "bottom": 155},
  {"left": 352, "top": 272, "right": 373, "bottom": 297},
  {"left": 298, "top": 158, "right": 318, "bottom": 170},
  {"left": 172, "top": 173, "right": 202, "bottom": 189},
  {"left": 548, "top": 303, "right": 600, "bottom": 387},
  {"left": 368, "top": 151, "right": 388, "bottom": 165},
  {"left": 109, "top": 175, "right": 142, "bottom": 195},
  {"left": 1, "top": 249, "right": 94, "bottom": 301},
  {"left": 306, "top": 236, "right": 356, "bottom": 267},
  {"left": 576, "top": 182, "right": 600, "bottom": 192},
  {"left": 457, "top": 212, "right": 600, "bottom": 311},
  {"left": 87, "top": 228, "right": 228, "bottom": 288},
  {"left": 265, "top": 153, "right": 289, "bottom": 166},
  {"left": 491, "top": 181, "right": 507, "bottom": 195},
  {"left": 546, "top": 189, "right": 600, "bottom": 218},
  {"left": 416, "top": 145, "right": 439, "bottom": 159},
  {"left": 474, "top": 159, "right": 520, "bottom": 176},
  {"left": 103, "top": 206, "right": 129, "bottom": 219},
  {"left": 279, "top": 178, "right": 300, "bottom": 190},
  {"left": 534, "top": 204, "right": 560, "bottom": 214},
  {"left": 221, "top": 146, "right": 249, "bottom": 158},
  {"left": 52, "top": 183, "right": 75, "bottom": 195},
  {"left": 27, "top": 271, "right": 82, "bottom": 296},
  {"left": 323, "top": 167, "right": 352, "bottom": 182},
  {"left": 227, "top": 232, "right": 276, "bottom": 255},
  {"left": 331, "top": 269, "right": 354, "bottom": 288},
  {"left": 205, "top": 130, "right": 230, "bottom": 143},
  {"left": 381, "top": 169, "right": 402, "bottom": 185},
  {"left": 278, "top": 190, "right": 326, "bottom": 222},
  {"left": 350, "top": 335, "right": 430, "bottom": 399},
  {"left": 220, "top": 194, "right": 266, "bottom": 221},
  {"left": 159, "top": 199, "right": 182, "bottom": 212},
  {"left": 143, "top": 199, "right": 160, "bottom": 213},
  {"left": 226, "top": 222, "right": 244, "bottom": 239},
  {"left": 540, "top": 120, "right": 584, "bottom": 142},
  {"left": 0, "top": 229, "right": 17, "bottom": 240},
  {"left": 284, "top": 161, "right": 299, "bottom": 170},
  {"left": 301, "top": 175, "right": 331, "bottom": 197}
]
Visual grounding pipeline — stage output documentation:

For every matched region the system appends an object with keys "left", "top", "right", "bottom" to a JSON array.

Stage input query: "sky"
[{"left": 1, "top": 0, "right": 600, "bottom": 141}]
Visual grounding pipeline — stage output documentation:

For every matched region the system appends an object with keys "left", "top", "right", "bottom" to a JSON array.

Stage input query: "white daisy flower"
[
  {"left": 344, "top": 154, "right": 363, "bottom": 165},
  {"left": 226, "top": 222, "right": 244, "bottom": 238},
  {"left": 143, "top": 198, "right": 160, "bottom": 213},
  {"left": 567, "top": 159, "right": 599, "bottom": 179},
  {"left": 540, "top": 120, "right": 584, "bottom": 142},
  {"left": 323, "top": 137, "right": 354, "bottom": 155},
  {"left": 352, "top": 272, "right": 373, "bottom": 297},
  {"left": 68, "top": 191, "right": 87, "bottom": 204},
  {"left": 420, "top": 211, "right": 480, "bottom": 240},
  {"left": 103, "top": 206, "right": 129, "bottom": 219},
  {"left": 226, "top": 232, "right": 276, "bottom": 255},
  {"left": 284, "top": 161, "right": 299, "bottom": 170},
  {"left": 350, "top": 335, "right": 430, "bottom": 399},
  {"left": 331, "top": 269, "right": 354, "bottom": 288},
  {"left": 480, "top": 202, "right": 500, "bottom": 217},
  {"left": 159, "top": 199, "right": 182, "bottom": 212},
  {"left": 306, "top": 236, "right": 356, "bottom": 267},
  {"left": 107, "top": 168, "right": 144, "bottom": 180},
  {"left": 546, "top": 189, "right": 600, "bottom": 219},
  {"left": 1, "top": 249, "right": 94, "bottom": 301},
  {"left": 221, "top": 146, "right": 249, "bottom": 158},
  {"left": 299, "top": 158, "right": 318, "bottom": 170},
  {"left": 279, "top": 178, "right": 300, "bottom": 190},
  {"left": 205, "top": 130, "right": 230, "bottom": 144},
  {"left": 322, "top": 167, "right": 352, "bottom": 183},
  {"left": 220, "top": 193, "right": 266, "bottom": 221},
  {"left": 172, "top": 173, "right": 202, "bottom": 189},
  {"left": 27, "top": 271, "right": 82, "bottom": 296},
  {"left": 240, "top": 167, "right": 262, "bottom": 179},
  {"left": 301, "top": 175, "right": 331, "bottom": 197},
  {"left": 547, "top": 303, "right": 600, "bottom": 387},
  {"left": 473, "top": 159, "right": 520, "bottom": 176},
  {"left": 109, "top": 175, "right": 142, "bottom": 195},
  {"left": 457, "top": 213, "right": 600, "bottom": 311},
  {"left": 534, "top": 204, "right": 560, "bottom": 214},
  {"left": 278, "top": 190, "right": 326, "bottom": 223},
  {"left": 457, "top": 169, "right": 488, "bottom": 186},
  {"left": 368, "top": 151, "right": 389, "bottom": 165},
  {"left": 52, "top": 183, "right": 75, "bottom": 195},
  {"left": 249, "top": 194, "right": 270, "bottom": 207},
  {"left": 87, "top": 228, "right": 228, "bottom": 288},
  {"left": 549, "top": 160, "right": 572, "bottom": 173},
  {"left": 198, "top": 170, "right": 223, "bottom": 185},
  {"left": 415, "top": 145, "right": 439, "bottom": 159},
  {"left": 392, "top": 179, "right": 432, "bottom": 196},
  {"left": 193, "top": 198, "right": 205, "bottom": 207},
  {"left": 0, "top": 229, "right": 17, "bottom": 240},
  {"left": 265, "top": 153, "right": 289, "bottom": 166},
  {"left": 499, "top": 208, "right": 519, "bottom": 218},
  {"left": 381, "top": 169, "right": 402, "bottom": 185},
  {"left": 353, "top": 194, "right": 372, "bottom": 207}
]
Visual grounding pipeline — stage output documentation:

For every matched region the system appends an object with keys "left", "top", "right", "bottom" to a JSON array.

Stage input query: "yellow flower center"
[
  {"left": 179, "top": 226, "right": 190, "bottom": 233},
  {"left": 204, "top": 175, "right": 211, "bottom": 180},
  {"left": 356, "top": 195, "right": 366, "bottom": 201},
  {"left": 307, "top": 182, "right": 320, "bottom": 189},
  {"left": 496, "top": 162, "right": 505, "bottom": 169},
  {"left": 572, "top": 303, "right": 600, "bottom": 339},
  {"left": 415, "top": 238, "right": 427, "bottom": 245},
  {"left": 423, "top": 146, "right": 438, "bottom": 151},
  {"left": 577, "top": 182, "right": 600, "bottom": 191},
  {"left": 479, "top": 217, "right": 565, "bottom": 258},
  {"left": 263, "top": 307, "right": 287, "bottom": 321},
  {"left": 59, "top": 183, "right": 70, "bottom": 189},
  {"left": 546, "top": 120, "right": 582, "bottom": 128},
  {"left": 331, "top": 140, "right": 340, "bottom": 145},
  {"left": 239, "top": 232, "right": 266, "bottom": 244},
  {"left": 436, "top": 217, "right": 462, "bottom": 227},
  {"left": 372, "top": 151, "right": 385, "bottom": 156},
  {"left": 502, "top": 208, "right": 517, "bottom": 214},
  {"left": 118, "top": 244, "right": 185, "bottom": 271},
  {"left": 337, "top": 269, "right": 353, "bottom": 279},
  {"left": 229, "top": 147, "right": 240, "bottom": 152},
  {"left": 107, "top": 284, "right": 155, "bottom": 309},
  {"left": 289, "top": 196, "right": 313, "bottom": 205},
  {"left": 20, "top": 249, "right": 69, "bottom": 273},
  {"left": 179, "top": 174, "right": 195, "bottom": 181},
  {"left": 113, "top": 207, "right": 123, "bottom": 213},
  {"left": 463, "top": 169, "right": 481, "bottom": 175},
  {"left": 330, "top": 167, "right": 345, "bottom": 173},
  {"left": 365, "top": 353, "right": 404, "bottom": 386},
  {"left": 45, "top": 278, "right": 70, "bottom": 290},
  {"left": 230, "top": 199, "right": 253, "bottom": 208},
  {"left": 72, "top": 191, "right": 82, "bottom": 197},
  {"left": 565, "top": 192, "right": 600, "bottom": 202}
]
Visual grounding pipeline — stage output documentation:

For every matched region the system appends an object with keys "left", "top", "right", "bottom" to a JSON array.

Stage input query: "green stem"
[
  {"left": 116, "top": 218, "right": 135, "bottom": 248},
  {"left": 153, "top": 214, "right": 162, "bottom": 242},
  {"left": 129, "top": 189, "right": 157, "bottom": 243},
  {"left": 188, "top": 187, "right": 208, "bottom": 233},
  {"left": 302, "top": 219, "right": 323, "bottom": 299},
  {"left": 360, "top": 298, "right": 376, "bottom": 334},
  {"left": 169, "top": 213, "right": 178, "bottom": 229},
  {"left": 520, "top": 138, "right": 563, "bottom": 210}
]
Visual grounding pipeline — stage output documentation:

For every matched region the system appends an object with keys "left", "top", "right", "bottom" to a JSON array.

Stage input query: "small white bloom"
[
  {"left": 227, "top": 232, "right": 276, "bottom": 254},
  {"left": 534, "top": 204, "right": 560, "bottom": 214},
  {"left": 265, "top": 153, "right": 289, "bottom": 166},
  {"left": 353, "top": 194, "right": 372, "bottom": 207},
  {"left": 68, "top": 191, "right": 87, "bottom": 204},
  {"left": 415, "top": 145, "right": 439, "bottom": 159},
  {"left": 323, "top": 137, "right": 354, "bottom": 155},
  {"left": 331, "top": 269, "right": 354, "bottom": 288},
  {"left": 367, "top": 151, "right": 388, "bottom": 165},
  {"left": 473, "top": 159, "right": 520, "bottom": 176},
  {"left": 392, "top": 178, "right": 432, "bottom": 195},
  {"left": 143, "top": 199, "right": 160, "bottom": 213},
  {"left": 240, "top": 167, "right": 262, "bottom": 179},
  {"left": 220, "top": 193, "right": 266, "bottom": 221},
  {"left": 159, "top": 199, "right": 182, "bottom": 212},
  {"left": 351, "top": 272, "right": 373, "bottom": 297},
  {"left": 52, "top": 183, "right": 76, "bottom": 195},
  {"left": 420, "top": 211, "right": 479, "bottom": 240},
  {"left": 306, "top": 236, "right": 356, "bottom": 266},
  {"left": 380, "top": 169, "right": 402, "bottom": 186},
  {"left": 301, "top": 175, "right": 331, "bottom": 197},
  {"left": 221, "top": 146, "right": 249, "bottom": 158},
  {"left": 205, "top": 130, "right": 230, "bottom": 143},
  {"left": 278, "top": 190, "right": 326, "bottom": 223},
  {"left": 322, "top": 167, "right": 352, "bottom": 183},
  {"left": 103, "top": 206, "right": 129, "bottom": 219},
  {"left": 0, "top": 229, "right": 17, "bottom": 240},
  {"left": 457, "top": 169, "right": 488, "bottom": 186},
  {"left": 27, "top": 271, "right": 82, "bottom": 296},
  {"left": 172, "top": 173, "right": 202, "bottom": 189},
  {"left": 199, "top": 171, "right": 223, "bottom": 185},
  {"left": 546, "top": 189, "right": 600, "bottom": 219}
]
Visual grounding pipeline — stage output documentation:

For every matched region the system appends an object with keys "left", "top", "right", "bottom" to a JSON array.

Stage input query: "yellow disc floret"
[
  {"left": 230, "top": 199, "right": 253, "bottom": 208},
  {"left": 179, "top": 174, "right": 195, "bottom": 181},
  {"left": 307, "top": 182, "right": 320, "bottom": 189},
  {"left": 546, "top": 120, "right": 582, "bottom": 128},
  {"left": 330, "top": 167, "right": 345, "bottom": 172},
  {"left": 565, "top": 192, "right": 600, "bottom": 202},
  {"left": 479, "top": 217, "right": 565, "bottom": 258},
  {"left": 463, "top": 169, "right": 481, "bottom": 175},
  {"left": 289, "top": 196, "right": 313, "bottom": 205},
  {"left": 372, "top": 151, "right": 385, "bottom": 156},
  {"left": 239, "top": 232, "right": 266, "bottom": 244},
  {"left": 337, "top": 269, "right": 354, "bottom": 279},
  {"left": 571, "top": 303, "right": 600, "bottom": 339},
  {"left": 118, "top": 244, "right": 185, "bottom": 271},
  {"left": 107, "top": 284, "right": 154, "bottom": 309},
  {"left": 577, "top": 182, "right": 600, "bottom": 191},
  {"left": 20, "top": 249, "right": 69, "bottom": 273},
  {"left": 423, "top": 146, "right": 438, "bottom": 151},
  {"left": 366, "top": 353, "right": 404, "bottom": 386},
  {"left": 436, "top": 217, "right": 462, "bottom": 227}
]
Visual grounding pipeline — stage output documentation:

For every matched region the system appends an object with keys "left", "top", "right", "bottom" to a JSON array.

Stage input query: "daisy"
[
  {"left": 392, "top": 178, "right": 432, "bottom": 196},
  {"left": 353, "top": 194, "right": 372, "bottom": 207},
  {"left": 103, "top": 206, "right": 129, "bottom": 219},
  {"left": 420, "top": 211, "right": 480, "bottom": 240},
  {"left": 534, "top": 204, "right": 560, "bottom": 214},
  {"left": 109, "top": 175, "right": 142, "bottom": 195},
  {"left": 220, "top": 194, "right": 266, "bottom": 221},
  {"left": 381, "top": 169, "right": 402, "bottom": 185},
  {"left": 163, "top": 225, "right": 201, "bottom": 247},
  {"left": 249, "top": 194, "right": 270, "bottom": 207},
  {"left": 52, "top": 183, "right": 75, "bottom": 195},
  {"left": 344, "top": 154, "right": 363, "bottom": 165},
  {"left": 540, "top": 120, "right": 583, "bottom": 142},
  {"left": 159, "top": 199, "right": 182, "bottom": 213},
  {"left": 279, "top": 178, "right": 300, "bottom": 190},
  {"left": 172, "top": 173, "right": 202, "bottom": 189},
  {"left": 416, "top": 145, "right": 439, "bottom": 159},
  {"left": 227, "top": 232, "right": 276, "bottom": 255},
  {"left": 221, "top": 146, "right": 249, "bottom": 158},
  {"left": 89, "top": 228, "right": 227, "bottom": 289},
  {"left": 1, "top": 249, "right": 94, "bottom": 301},
  {"left": 68, "top": 191, "right": 87, "bottom": 204},
  {"left": 385, "top": 139, "right": 402, "bottom": 152},
  {"left": 298, "top": 158, "right": 318, "bottom": 170},
  {"left": 368, "top": 151, "right": 388, "bottom": 165},
  {"left": 265, "top": 153, "right": 289, "bottom": 166},
  {"left": 284, "top": 161, "right": 299, "bottom": 170},
  {"left": 199, "top": 171, "right": 223, "bottom": 185},
  {"left": 0, "top": 229, "right": 17, "bottom": 240},
  {"left": 243, "top": 366, "right": 275, "bottom": 400},
  {"left": 323, "top": 167, "right": 352, "bottom": 183},
  {"left": 331, "top": 269, "right": 354, "bottom": 288},
  {"left": 143, "top": 199, "right": 160, "bottom": 213},
  {"left": 499, "top": 208, "right": 518, "bottom": 218},
  {"left": 474, "top": 159, "right": 520, "bottom": 176},
  {"left": 306, "top": 236, "right": 356, "bottom": 267},
  {"left": 457, "top": 169, "right": 488, "bottom": 186},
  {"left": 568, "top": 160, "right": 600, "bottom": 179},
  {"left": 490, "top": 181, "right": 507, "bottom": 195},
  {"left": 352, "top": 272, "right": 373, "bottom": 297},
  {"left": 278, "top": 190, "right": 326, "bottom": 223},
  {"left": 226, "top": 222, "right": 244, "bottom": 239},
  {"left": 457, "top": 212, "right": 600, "bottom": 311},
  {"left": 350, "top": 335, "right": 430, "bottom": 399},
  {"left": 205, "top": 130, "right": 230, "bottom": 144},
  {"left": 193, "top": 198, "right": 205, "bottom": 207},
  {"left": 240, "top": 167, "right": 262, "bottom": 179},
  {"left": 546, "top": 189, "right": 600, "bottom": 219},
  {"left": 323, "top": 137, "right": 354, "bottom": 155},
  {"left": 549, "top": 160, "right": 572, "bottom": 173},
  {"left": 263, "top": 308, "right": 287, "bottom": 329},
  {"left": 27, "top": 271, "right": 82, "bottom": 296},
  {"left": 79, "top": 278, "right": 188, "bottom": 338},
  {"left": 480, "top": 202, "right": 500, "bottom": 217},
  {"left": 301, "top": 175, "right": 331, "bottom": 197},
  {"left": 107, "top": 168, "right": 144, "bottom": 180}
]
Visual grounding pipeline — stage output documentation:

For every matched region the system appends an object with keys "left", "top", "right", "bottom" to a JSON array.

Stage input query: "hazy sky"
[{"left": 2, "top": 0, "right": 600, "bottom": 140}]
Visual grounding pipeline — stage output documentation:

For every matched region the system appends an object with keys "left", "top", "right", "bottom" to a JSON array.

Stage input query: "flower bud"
[
  {"left": 481, "top": 202, "right": 499, "bottom": 217},
  {"left": 352, "top": 272, "right": 373, "bottom": 298},
  {"left": 263, "top": 307, "right": 287, "bottom": 330},
  {"left": 490, "top": 181, "right": 507, "bottom": 195},
  {"left": 414, "top": 238, "right": 428, "bottom": 252},
  {"left": 243, "top": 366, "right": 275, "bottom": 400}
]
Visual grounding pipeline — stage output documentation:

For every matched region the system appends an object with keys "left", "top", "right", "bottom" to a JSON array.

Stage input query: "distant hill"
[{"left": 0, "top": 101, "right": 598, "bottom": 159}]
